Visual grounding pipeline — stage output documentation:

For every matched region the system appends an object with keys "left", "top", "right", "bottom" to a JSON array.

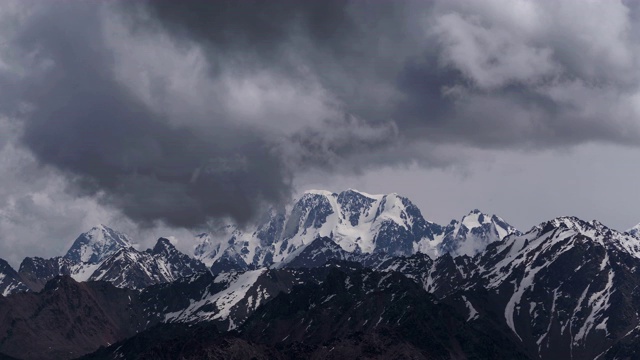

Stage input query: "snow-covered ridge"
[
  {"left": 16, "top": 225, "right": 207, "bottom": 292},
  {"left": 191, "top": 189, "right": 518, "bottom": 272},
  {"left": 627, "top": 223, "right": 640, "bottom": 238},
  {"left": 424, "top": 209, "right": 520, "bottom": 258},
  {"left": 165, "top": 269, "right": 266, "bottom": 328},
  {"left": 471, "top": 215, "right": 640, "bottom": 353}
]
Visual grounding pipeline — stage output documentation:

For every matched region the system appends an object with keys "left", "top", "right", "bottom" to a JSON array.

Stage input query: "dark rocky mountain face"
[
  {"left": 375, "top": 252, "right": 477, "bottom": 299},
  {"left": 0, "top": 277, "right": 145, "bottom": 360},
  {"left": 0, "top": 259, "right": 29, "bottom": 296},
  {"left": 17, "top": 256, "right": 74, "bottom": 291},
  {"left": 208, "top": 247, "right": 251, "bottom": 274},
  {"left": 141, "top": 268, "right": 313, "bottom": 332},
  {"left": 0, "top": 265, "right": 353, "bottom": 359},
  {"left": 78, "top": 323, "right": 285, "bottom": 360},
  {"left": 278, "top": 236, "right": 355, "bottom": 269},
  {"left": 241, "top": 267, "right": 530, "bottom": 359},
  {"left": 81, "top": 268, "right": 530, "bottom": 360},
  {"left": 442, "top": 218, "right": 640, "bottom": 359}
]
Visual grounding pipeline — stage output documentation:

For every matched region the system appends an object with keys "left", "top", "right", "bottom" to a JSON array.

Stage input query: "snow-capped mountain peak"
[
  {"left": 64, "top": 224, "right": 133, "bottom": 264},
  {"left": 191, "top": 190, "right": 447, "bottom": 272},
  {"left": 191, "top": 190, "right": 520, "bottom": 272},
  {"left": 435, "top": 209, "right": 520, "bottom": 258},
  {"left": 301, "top": 189, "right": 335, "bottom": 198},
  {"left": 627, "top": 223, "right": 640, "bottom": 238},
  {"left": 460, "top": 209, "right": 490, "bottom": 228}
]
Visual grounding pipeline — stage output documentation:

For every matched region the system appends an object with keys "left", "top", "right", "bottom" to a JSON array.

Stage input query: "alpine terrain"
[{"left": 0, "top": 189, "right": 639, "bottom": 360}]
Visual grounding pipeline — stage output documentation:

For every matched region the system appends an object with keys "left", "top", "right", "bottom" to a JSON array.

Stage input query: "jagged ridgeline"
[{"left": 0, "top": 189, "right": 639, "bottom": 359}]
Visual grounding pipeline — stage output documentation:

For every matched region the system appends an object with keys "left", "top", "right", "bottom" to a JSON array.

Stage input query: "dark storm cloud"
[
  {"left": 138, "top": 0, "right": 354, "bottom": 55},
  {"left": 9, "top": 3, "right": 291, "bottom": 228},
  {"left": 4, "top": 0, "right": 640, "bottom": 230},
  {"left": 139, "top": 0, "right": 640, "bottom": 151}
]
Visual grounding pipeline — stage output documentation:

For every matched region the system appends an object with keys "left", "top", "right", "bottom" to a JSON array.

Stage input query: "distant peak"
[
  {"left": 88, "top": 224, "right": 111, "bottom": 232},
  {"left": 64, "top": 225, "right": 133, "bottom": 264},
  {"left": 342, "top": 188, "right": 384, "bottom": 200},
  {"left": 86, "top": 224, "right": 104, "bottom": 233},
  {"left": 536, "top": 216, "right": 589, "bottom": 233},
  {"left": 552, "top": 215, "right": 584, "bottom": 225},
  {"left": 462, "top": 209, "right": 492, "bottom": 219},
  {"left": 152, "top": 237, "right": 177, "bottom": 254},
  {"left": 303, "top": 188, "right": 397, "bottom": 201},
  {"left": 627, "top": 223, "right": 640, "bottom": 234},
  {"left": 460, "top": 210, "right": 489, "bottom": 228},
  {"left": 157, "top": 237, "right": 173, "bottom": 245},
  {"left": 303, "top": 189, "right": 335, "bottom": 197}
]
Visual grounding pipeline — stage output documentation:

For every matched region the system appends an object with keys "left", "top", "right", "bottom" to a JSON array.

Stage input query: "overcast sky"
[{"left": 0, "top": 0, "right": 639, "bottom": 266}]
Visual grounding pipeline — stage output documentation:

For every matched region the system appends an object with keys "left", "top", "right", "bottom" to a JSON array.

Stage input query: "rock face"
[
  {"left": 0, "top": 259, "right": 29, "bottom": 296},
  {"left": 0, "top": 276, "right": 145, "bottom": 360},
  {"left": 81, "top": 267, "right": 529, "bottom": 360},
  {"left": 465, "top": 217, "right": 640, "bottom": 359}
]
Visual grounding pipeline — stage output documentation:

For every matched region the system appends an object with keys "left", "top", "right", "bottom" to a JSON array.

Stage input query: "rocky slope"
[
  {"left": 378, "top": 216, "right": 640, "bottom": 359},
  {"left": 3, "top": 190, "right": 640, "bottom": 359},
  {"left": 88, "top": 238, "right": 208, "bottom": 290},
  {"left": 464, "top": 217, "right": 640, "bottom": 359},
  {"left": 17, "top": 225, "right": 134, "bottom": 291},
  {"left": 627, "top": 223, "right": 640, "bottom": 238},
  {"left": 0, "top": 277, "right": 145, "bottom": 360},
  {"left": 0, "top": 259, "right": 29, "bottom": 296},
  {"left": 17, "top": 227, "right": 208, "bottom": 291},
  {"left": 81, "top": 267, "right": 530, "bottom": 360}
]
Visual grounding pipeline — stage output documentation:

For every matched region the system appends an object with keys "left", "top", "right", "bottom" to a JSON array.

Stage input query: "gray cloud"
[
  {"left": 2, "top": 0, "right": 640, "bottom": 237},
  {"left": 138, "top": 0, "right": 640, "bottom": 151},
  {"left": 7, "top": 3, "right": 291, "bottom": 228}
]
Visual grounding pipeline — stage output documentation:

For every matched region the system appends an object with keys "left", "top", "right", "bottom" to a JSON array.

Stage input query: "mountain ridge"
[
  {"left": 0, "top": 208, "right": 640, "bottom": 358},
  {"left": 192, "top": 189, "right": 519, "bottom": 274}
]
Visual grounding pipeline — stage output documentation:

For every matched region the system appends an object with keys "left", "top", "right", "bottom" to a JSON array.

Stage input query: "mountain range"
[{"left": 0, "top": 189, "right": 639, "bottom": 359}]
